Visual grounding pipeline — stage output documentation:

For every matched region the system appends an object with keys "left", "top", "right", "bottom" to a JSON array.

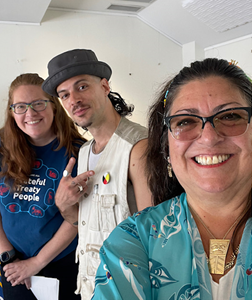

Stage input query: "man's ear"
[{"left": 101, "top": 78, "right": 110, "bottom": 96}]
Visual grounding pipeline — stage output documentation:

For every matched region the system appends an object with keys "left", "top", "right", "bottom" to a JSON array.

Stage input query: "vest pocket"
[
  {"left": 89, "top": 194, "right": 100, "bottom": 231},
  {"left": 88, "top": 194, "right": 117, "bottom": 232},
  {"left": 85, "top": 244, "right": 101, "bottom": 277},
  {"left": 100, "top": 194, "right": 116, "bottom": 232}
]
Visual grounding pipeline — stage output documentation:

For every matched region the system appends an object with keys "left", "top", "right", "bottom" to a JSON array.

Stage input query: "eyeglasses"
[
  {"left": 10, "top": 100, "right": 53, "bottom": 114},
  {"left": 164, "top": 107, "right": 251, "bottom": 141}
]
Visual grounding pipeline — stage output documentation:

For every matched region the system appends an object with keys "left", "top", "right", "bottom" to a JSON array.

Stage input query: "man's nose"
[{"left": 69, "top": 90, "right": 81, "bottom": 105}]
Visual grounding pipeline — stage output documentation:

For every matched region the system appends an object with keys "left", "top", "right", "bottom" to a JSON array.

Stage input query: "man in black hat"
[{"left": 42, "top": 49, "right": 152, "bottom": 299}]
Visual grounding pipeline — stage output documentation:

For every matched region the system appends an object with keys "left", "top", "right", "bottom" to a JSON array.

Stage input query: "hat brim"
[{"left": 42, "top": 61, "right": 112, "bottom": 97}]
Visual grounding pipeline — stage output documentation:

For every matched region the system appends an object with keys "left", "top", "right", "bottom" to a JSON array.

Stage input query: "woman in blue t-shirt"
[{"left": 0, "top": 73, "right": 86, "bottom": 300}]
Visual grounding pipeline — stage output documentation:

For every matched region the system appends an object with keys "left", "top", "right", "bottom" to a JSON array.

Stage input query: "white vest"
[{"left": 76, "top": 117, "right": 148, "bottom": 299}]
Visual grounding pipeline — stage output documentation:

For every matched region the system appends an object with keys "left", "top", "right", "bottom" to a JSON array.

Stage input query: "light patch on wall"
[
  {"left": 118, "top": 0, "right": 154, "bottom": 2},
  {"left": 107, "top": 4, "right": 143, "bottom": 12},
  {"left": 182, "top": 0, "right": 252, "bottom": 32}
]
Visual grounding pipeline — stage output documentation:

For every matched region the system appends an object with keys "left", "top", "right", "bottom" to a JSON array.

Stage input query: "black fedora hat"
[{"left": 42, "top": 49, "right": 112, "bottom": 96}]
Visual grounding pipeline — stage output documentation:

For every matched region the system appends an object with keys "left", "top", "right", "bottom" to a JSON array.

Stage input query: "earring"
[{"left": 167, "top": 156, "right": 172, "bottom": 178}]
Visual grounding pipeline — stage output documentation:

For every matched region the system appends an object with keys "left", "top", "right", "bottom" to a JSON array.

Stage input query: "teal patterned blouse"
[{"left": 92, "top": 193, "right": 252, "bottom": 300}]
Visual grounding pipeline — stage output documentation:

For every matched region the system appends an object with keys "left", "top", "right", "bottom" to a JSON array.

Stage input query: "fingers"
[
  {"left": 77, "top": 184, "right": 83, "bottom": 193},
  {"left": 72, "top": 171, "right": 95, "bottom": 196},
  {"left": 75, "top": 170, "right": 95, "bottom": 185},
  {"left": 24, "top": 277, "right": 31, "bottom": 289},
  {"left": 10, "top": 277, "right": 31, "bottom": 289},
  {"left": 56, "top": 163, "right": 95, "bottom": 221},
  {"left": 63, "top": 158, "right": 95, "bottom": 183},
  {"left": 4, "top": 259, "right": 35, "bottom": 288},
  {"left": 7, "top": 273, "right": 20, "bottom": 286},
  {"left": 71, "top": 181, "right": 87, "bottom": 194},
  {"left": 63, "top": 157, "right": 76, "bottom": 178}
]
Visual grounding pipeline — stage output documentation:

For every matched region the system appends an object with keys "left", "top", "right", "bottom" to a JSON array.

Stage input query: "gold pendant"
[{"left": 209, "top": 239, "right": 230, "bottom": 274}]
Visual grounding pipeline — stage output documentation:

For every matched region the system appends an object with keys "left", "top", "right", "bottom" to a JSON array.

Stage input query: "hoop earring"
[{"left": 167, "top": 156, "right": 172, "bottom": 178}]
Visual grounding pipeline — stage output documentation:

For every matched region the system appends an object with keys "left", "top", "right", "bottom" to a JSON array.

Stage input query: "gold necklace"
[
  {"left": 205, "top": 244, "right": 240, "bottom": 272},
  {"left": 189, "top": 201, "right": 250, "bottom": 275}
]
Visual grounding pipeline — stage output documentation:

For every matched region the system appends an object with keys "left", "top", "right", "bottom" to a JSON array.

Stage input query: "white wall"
[
  {"left": 182, "top": 41, "right": 205, "bottom": 67},
  {"left": 0, "top": 9, "right": 183, "bottom": 128},
  {"left": 205, "top": 35, "right": 252, "bottom": 78}
]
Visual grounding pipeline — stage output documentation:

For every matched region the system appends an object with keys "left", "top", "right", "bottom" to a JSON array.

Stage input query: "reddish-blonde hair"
[{"left": 0, "top": 73, "right": 86, "bottom": 189}]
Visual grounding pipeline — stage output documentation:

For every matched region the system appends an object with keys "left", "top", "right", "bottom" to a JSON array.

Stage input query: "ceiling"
[{"left": 1, "top": 0, "right": 252, "bottom": 49}]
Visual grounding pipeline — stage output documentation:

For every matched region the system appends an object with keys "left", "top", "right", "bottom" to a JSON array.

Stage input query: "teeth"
[
  {"left": 195, "top": 154, "right": 230, "bottom": 165},
  {"left": 27, "top": 120, "right": 40, "bottom": 125}
]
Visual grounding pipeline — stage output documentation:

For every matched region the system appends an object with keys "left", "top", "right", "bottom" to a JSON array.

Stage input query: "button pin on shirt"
[{"left": 102, "top": 172, "right": 110, "bottom": 185}]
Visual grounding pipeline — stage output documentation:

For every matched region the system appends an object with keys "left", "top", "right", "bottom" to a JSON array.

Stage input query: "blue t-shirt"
[{"left": 0, "top": 139, "right": 80, "bottom": 261}]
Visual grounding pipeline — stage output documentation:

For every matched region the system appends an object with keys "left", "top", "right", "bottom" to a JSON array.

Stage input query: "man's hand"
[{"left": 56, "top": 157, "right": 94, "bottom": 225}]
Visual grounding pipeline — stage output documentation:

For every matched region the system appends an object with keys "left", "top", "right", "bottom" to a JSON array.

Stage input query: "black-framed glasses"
[
  {"left": 164, "top": 107, "right": 251, "bottom": 141},
  {"left": 10, "top": 100, "right": 53, "bottom": 114}
]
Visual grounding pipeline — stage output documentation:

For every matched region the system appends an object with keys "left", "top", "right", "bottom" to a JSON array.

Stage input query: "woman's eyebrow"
[{"left": 173, "top": 102, "right": 243, "bottom": 115}]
